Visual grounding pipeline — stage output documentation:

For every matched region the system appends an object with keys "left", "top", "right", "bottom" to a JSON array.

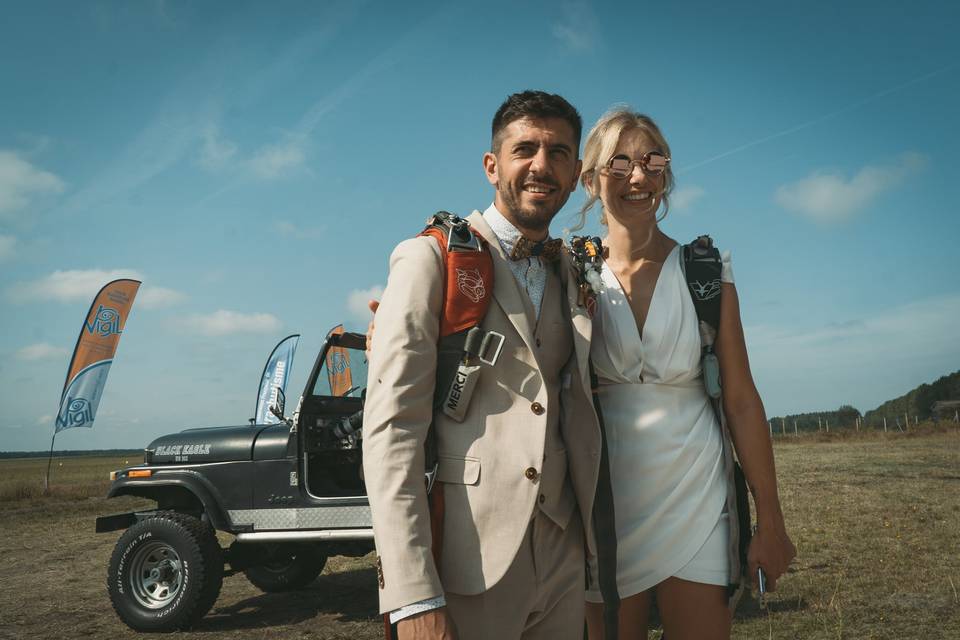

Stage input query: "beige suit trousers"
[{"left": 445, "top": 509, "right": 585, "bottom": 640}]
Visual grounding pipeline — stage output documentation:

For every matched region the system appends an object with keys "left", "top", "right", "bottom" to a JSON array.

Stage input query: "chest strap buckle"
[{"left": 462, "top": 327, "right": 505, "bottom": 366}]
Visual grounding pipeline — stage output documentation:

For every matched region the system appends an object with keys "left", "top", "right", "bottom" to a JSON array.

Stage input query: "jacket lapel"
[{"left": 466, "top": 211, "right": 539, "bottom": 358}]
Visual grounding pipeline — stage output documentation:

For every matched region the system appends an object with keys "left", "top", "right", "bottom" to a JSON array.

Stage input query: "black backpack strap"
[
  {"left": 681, "top": 235, "right": 722, "bottom": 332},
  {"left": 682, "top": 236, "right": 723, "bottom": 400},
  {"left": 682, "top": 236, "right": 753, "bottom": 600}
]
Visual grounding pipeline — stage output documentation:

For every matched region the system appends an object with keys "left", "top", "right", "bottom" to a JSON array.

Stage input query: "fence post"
[
  {"left": 794, "top": 420, "right": 798, "bottom": 436},
  {"left": 883, "top": 416, "right": 887, "bottom": 433}
]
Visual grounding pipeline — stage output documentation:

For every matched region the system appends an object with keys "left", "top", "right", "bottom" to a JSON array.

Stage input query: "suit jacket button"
[
  {"left": 524, "top": 467, "right": 539, "bottom": 481},
  {"left": 531, "top": 402, "right": 545, "bottom": 415},
  {"left": 539, "top": 494, "right": 546, "bottom": 504}
]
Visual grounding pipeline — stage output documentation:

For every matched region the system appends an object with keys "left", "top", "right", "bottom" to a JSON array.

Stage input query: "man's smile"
[{"left": 523, "top": 182, "right": 558, "bottom": 197}]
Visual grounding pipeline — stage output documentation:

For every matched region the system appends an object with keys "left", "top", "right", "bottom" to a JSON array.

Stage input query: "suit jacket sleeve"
[{"left": 362, "top": 236, "right": 444, "bottom": 613}]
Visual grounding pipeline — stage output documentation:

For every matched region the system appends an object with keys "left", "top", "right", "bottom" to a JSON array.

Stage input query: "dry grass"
[
  {"left": 0, "top": 454, "right": 142, "bottom": 504},
  {"left": 735, "top": 426, "right": 960, "bottom": 639},
  {"left": 0, "top": 430, "right": 958, "bottom": 639}
]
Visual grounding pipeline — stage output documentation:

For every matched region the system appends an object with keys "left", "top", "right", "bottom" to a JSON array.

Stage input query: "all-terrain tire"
[
  {"left": 243, "top": 543, "right": 327, "bottom": 592},
  {"left": 107, "top": 511, "right": 224, "bottom": 632}
]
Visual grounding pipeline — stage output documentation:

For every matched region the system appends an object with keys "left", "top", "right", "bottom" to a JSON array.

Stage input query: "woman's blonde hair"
[{"left": 574, "top": 106, "right": 674, "bottom": 230}]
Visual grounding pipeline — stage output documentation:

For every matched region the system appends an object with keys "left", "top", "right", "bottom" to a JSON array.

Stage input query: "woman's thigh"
[
  {"left": 655, "top": 577, "right": 730, "bottom": 640},
  {"left": 585, "top": 590, "right": 652, "bottom": 640}
]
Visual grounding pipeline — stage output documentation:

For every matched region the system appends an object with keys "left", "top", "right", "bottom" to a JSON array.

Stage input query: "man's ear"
[
  {"left": 483, "top": 151, "right": 498, "bottom": 187},
  {"left": 571, "top": 159, "right": 583, "bottom": 191}
]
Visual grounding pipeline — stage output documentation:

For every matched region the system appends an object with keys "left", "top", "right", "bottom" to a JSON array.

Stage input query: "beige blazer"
[{"left": 362, "top": 211, "right": 601, "bottom": 614}]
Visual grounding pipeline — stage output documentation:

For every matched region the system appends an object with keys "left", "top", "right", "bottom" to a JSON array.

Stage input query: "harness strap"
[
  {"left": 590, "top": 364, "right": 620, "bottom": 640},
  {"left": 420, "top": 212, "right": 493, "bottom": 338},
  {"left": 569, "top": 235, "right": 620, "bottom": 640},
  {"left": 419, "top": 212, "right": 496, "bottom": 469},
  {"left": 682, "top": 235, "right": 753, "bottom": 602}
]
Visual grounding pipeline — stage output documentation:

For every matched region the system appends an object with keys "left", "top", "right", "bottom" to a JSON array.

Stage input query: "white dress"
[{"left": 585, "top": 245, "right": 735, "bottom": 601}]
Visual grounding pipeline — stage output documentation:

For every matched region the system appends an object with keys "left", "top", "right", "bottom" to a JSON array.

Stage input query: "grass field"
[{"left": 1, "top": 428, "right": 958, "bottom": 639}]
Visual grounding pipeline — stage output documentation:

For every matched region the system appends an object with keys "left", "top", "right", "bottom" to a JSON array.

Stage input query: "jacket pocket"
[{"left": 436, "top": 455, "right": 480, "bottom": 485}]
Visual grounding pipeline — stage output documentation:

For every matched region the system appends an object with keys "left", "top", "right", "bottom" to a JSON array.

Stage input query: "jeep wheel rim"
[{"left": 129, "top": 541, "right": 184, "bottom": 609}]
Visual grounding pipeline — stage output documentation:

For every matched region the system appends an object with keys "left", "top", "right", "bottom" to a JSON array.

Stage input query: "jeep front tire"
[{"left": 107, "top": 511, "right": 223, "bottom": 631}]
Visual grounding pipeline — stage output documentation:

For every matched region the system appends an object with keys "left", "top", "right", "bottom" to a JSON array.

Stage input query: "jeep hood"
[{"left": 146, "top": 425, "right": 267, "bottom": 464}]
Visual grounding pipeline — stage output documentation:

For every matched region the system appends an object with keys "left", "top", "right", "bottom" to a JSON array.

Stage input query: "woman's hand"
[{"left": 746, "top": 519, "right": 796, "bottom": 591}]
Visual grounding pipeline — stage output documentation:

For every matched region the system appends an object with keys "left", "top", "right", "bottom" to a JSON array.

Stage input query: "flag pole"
[{"left": 44, "top": 429, "right": 57, "bottom": 493}]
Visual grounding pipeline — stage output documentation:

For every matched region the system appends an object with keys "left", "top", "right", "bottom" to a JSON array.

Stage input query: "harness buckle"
[
  {"left": 429, "top": 211, "right": 482, "bottom": 252},
  {"left": 446, "top": 221, "right": 482, "bottom": 252},
  {"left": 478, "top": 331, "right": 505, "bottom": 366}
]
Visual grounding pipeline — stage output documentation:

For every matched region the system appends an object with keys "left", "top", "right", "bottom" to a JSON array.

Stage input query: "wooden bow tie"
[{"left": 509, "top": 237, "right": 563, "bottom": 262}]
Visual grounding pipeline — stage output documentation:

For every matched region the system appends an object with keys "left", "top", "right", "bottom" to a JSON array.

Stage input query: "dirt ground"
[{"left": 1, "top": 429, "right": 958, "bottom": 639}]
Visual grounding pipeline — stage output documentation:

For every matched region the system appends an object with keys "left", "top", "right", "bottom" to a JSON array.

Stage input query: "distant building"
[{"left": 931, "top": 400, "right": 960, "bottom": 422}]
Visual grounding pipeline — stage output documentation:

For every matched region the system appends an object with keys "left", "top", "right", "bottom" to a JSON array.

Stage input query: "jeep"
[{"left": 96, "top": 329, "right": 373, "bottom": 631}]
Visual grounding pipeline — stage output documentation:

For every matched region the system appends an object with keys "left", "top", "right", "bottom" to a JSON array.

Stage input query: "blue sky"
[{"left": 2, "top": 0, "right": 958, "bottom": 451}]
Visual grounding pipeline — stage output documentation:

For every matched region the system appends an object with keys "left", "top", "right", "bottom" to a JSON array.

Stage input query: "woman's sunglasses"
[{"left": 605, "top": 151, "right": 670, "bottom": 179}]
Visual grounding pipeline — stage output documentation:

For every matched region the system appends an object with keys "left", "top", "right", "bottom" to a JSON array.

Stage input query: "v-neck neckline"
[{"left": 602, "top": 244, "right": 678, "bottom": 344}]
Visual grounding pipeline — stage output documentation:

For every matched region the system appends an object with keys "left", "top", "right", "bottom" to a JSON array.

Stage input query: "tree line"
[{"left": 769, "top": 370, "right": 960, "bottom": 432}]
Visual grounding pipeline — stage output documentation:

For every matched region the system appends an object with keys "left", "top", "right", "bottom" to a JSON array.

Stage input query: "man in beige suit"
[{"left": 362, "top": 91, "right": 602, "bottom": 639}]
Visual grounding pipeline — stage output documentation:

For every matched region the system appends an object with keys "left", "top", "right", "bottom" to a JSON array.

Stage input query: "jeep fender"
[{"left": 107, "top": 469, "right": 232, "bottom": 531}]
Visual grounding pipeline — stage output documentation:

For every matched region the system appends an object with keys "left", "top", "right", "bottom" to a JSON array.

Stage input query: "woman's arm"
[{"left": 715, "top": 282, "right": 796, "bottom": 590}]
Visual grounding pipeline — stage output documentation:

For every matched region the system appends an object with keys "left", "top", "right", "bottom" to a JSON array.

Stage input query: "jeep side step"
[{"left": 234, "top": 529, "right": 374, "bottom": 543}]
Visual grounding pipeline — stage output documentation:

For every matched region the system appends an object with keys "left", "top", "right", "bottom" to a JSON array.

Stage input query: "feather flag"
[
  {"left": 254, "top": 334, "right": 300, "bottom": 424},
  {"left": 325, "top": 325, "right": 355, "bottom": 397},
  {"left": 55, "top": 279, "right": 140, "bottom": 433}
]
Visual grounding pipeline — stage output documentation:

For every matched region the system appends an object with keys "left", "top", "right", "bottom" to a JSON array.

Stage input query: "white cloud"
[
  {"left": 138, "top": 285, "right": 187, "bottom": 309},
  {"left": 15, "top": 343, "right": 70, "bottom": 361},
  {"left": 7, "top": 269, "right": 184, "bottom": 309},
  {"left": 0, "top": 234, "right": 15, "bottom": 261},
  {"left": 0, "top": 150, "right": 65, "bottom": 216},
  {"left": 36, "top": 415, "right": 53, "bottom": 426},
  {"left": 671, "top": 185, "right": 705, "bottom": 211},
  {"left": 250, "top": 142, "right": 305, "bottom": 179},
  {"left": 347, "top": 285, "right": 384, "bottom": 323},
  {"left": 184, "top": 310, "right": 281, "bottom": 336},
  {"left": 7, "top": 269, "right": 143, "bottom": 303},
  {"left": 775, "top": 152, "right": 926, "bottom": 221},
  {"left": 198, "top": 124, "right": 238, "bottom": 170},
  {"left": 274, "top": 220, "right": 326, "bottom": 240},
  {"left": 552, "top": 2, "right": 599, "bottom": 51}
]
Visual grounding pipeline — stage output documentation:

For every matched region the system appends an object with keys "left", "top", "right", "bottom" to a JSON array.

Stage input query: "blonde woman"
[{"left": 579, "top": 107, "right": 795, "bottom": 640}]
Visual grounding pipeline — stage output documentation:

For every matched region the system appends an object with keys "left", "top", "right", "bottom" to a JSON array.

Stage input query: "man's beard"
[{"left": 498, "top": 183, "right": 568, "bottom": 233}]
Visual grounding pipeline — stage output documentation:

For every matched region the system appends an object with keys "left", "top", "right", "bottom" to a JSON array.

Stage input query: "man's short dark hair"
[{"left": 491, "top": 90, "right": 582, "bottom": 153}]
